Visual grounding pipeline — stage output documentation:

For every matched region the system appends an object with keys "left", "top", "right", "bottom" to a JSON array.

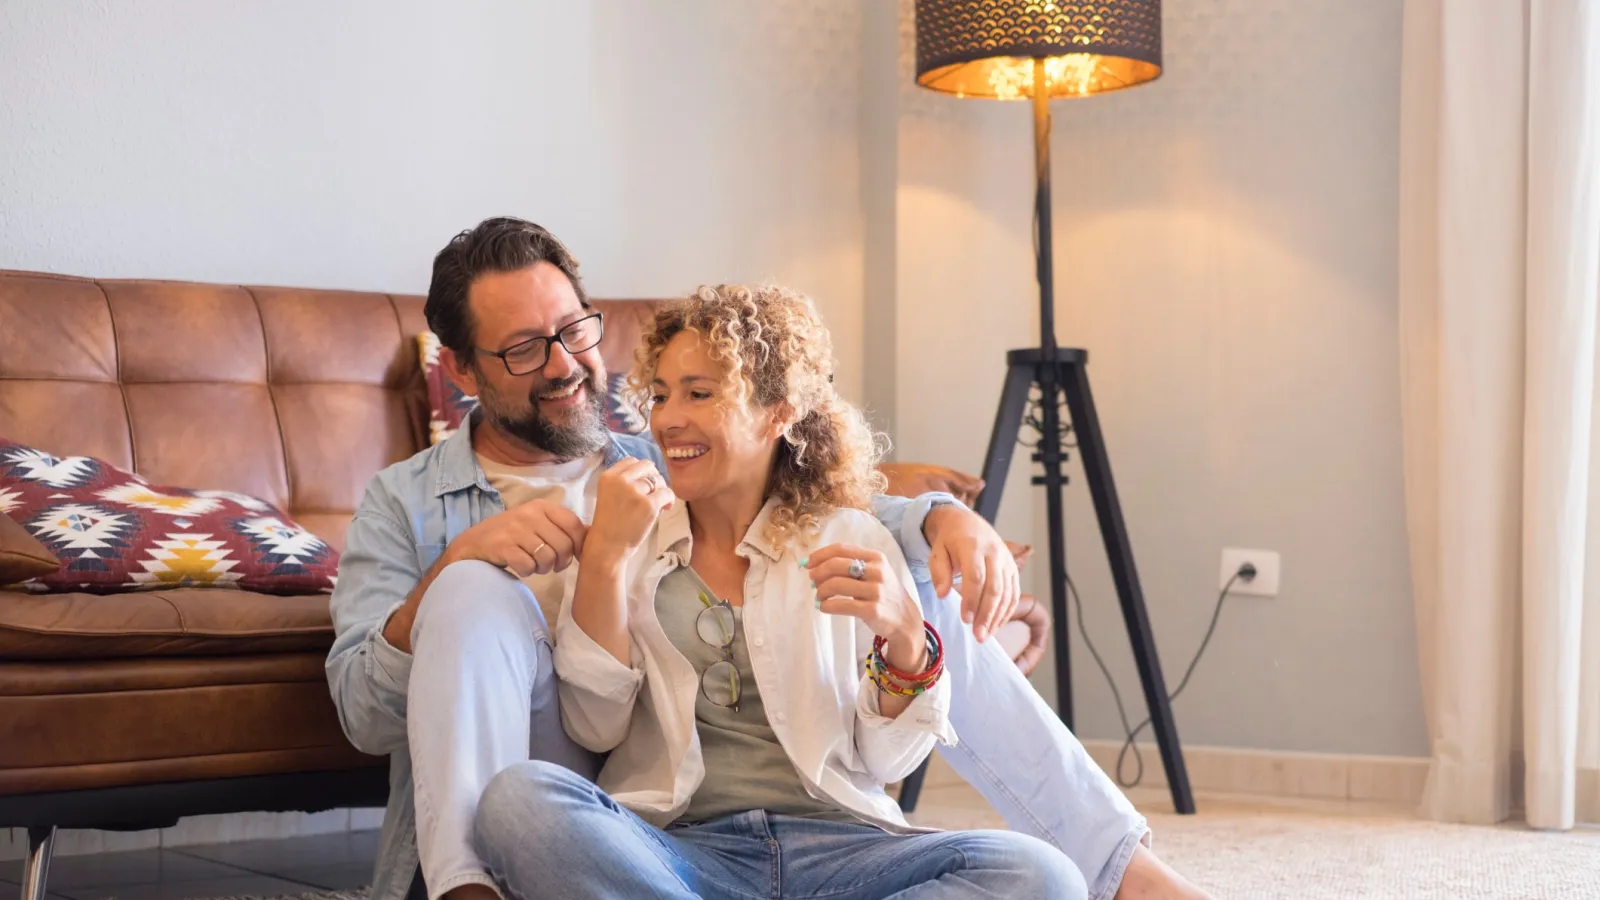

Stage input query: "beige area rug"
[
  {"left": 910, "top": 786, "right": 1600, "bottom": 900},
  {"left": 196, "top": 791, "right": 1600, "bottom": 900}
]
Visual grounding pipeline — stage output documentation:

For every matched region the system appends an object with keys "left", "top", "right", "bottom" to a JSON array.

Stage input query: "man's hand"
[
  {"left": 446, "top": 497, "right": 589, "bottom": 577},
  {"left": 878, "top": 463, "right": 985, "bottom": 506},
  {"left": 924, "top": 505, "right": 1019, "bottom": 642},
  {"left": 379, "top": 497, "right": 592, "bottom": 654}
]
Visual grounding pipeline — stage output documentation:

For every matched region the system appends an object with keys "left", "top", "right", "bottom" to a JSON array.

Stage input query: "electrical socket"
[{"left": 1220, "top": 547, "right": 1280, "bottom": 597}]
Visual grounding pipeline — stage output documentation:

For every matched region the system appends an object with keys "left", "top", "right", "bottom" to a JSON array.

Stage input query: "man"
[{"left": 327, "top": 217, "right": 1208, "bottom": 900}]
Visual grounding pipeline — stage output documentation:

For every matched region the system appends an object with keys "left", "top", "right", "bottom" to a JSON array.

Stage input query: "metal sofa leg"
[{"left": 21, "top": 827, "right": 56, "bottom": 900}]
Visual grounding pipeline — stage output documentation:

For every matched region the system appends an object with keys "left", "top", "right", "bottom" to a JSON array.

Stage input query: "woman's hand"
[
  {"left": 584, "top": 459, "right": 674, "bottom": 568},
  {"left": 571, "top": 459, "right": 671, "bottom": 666},
  {"left": 804, "top": 543, "right": 927, "bottom": 674}
]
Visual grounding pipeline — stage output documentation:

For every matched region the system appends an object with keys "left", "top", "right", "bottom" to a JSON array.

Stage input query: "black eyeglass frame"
[{"left": 474, "top": 312, "right": 605, "bottom": 376}]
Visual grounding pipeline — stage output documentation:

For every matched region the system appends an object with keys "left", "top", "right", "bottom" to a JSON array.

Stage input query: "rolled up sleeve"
[
  {"left": 553, "top": 614, "right": 645, "bottom": 752},
  {"left": 870, "top": 492, "right": 961, "bottom": 578},
  {"left": 854, "top": 672, "right": 956, "bottom": 784},
  {"left": 325, "top": 491, "right": 423, "bottom": 757}
]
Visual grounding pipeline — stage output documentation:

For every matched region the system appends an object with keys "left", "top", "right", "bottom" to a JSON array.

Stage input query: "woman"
[{"left": 472, "top": 284, "right": 1083, "bottom": 899}]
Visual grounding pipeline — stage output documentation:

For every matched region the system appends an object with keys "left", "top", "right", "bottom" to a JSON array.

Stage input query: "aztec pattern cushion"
[
  {"left": 0, "top": 438, "right": 338, "bottom": 595},
  {"left": 418, "top": 331, "right": 480, "bottom": 445},
  {"left": 417, "top": 332, "right": 647, "bottom": 445}
]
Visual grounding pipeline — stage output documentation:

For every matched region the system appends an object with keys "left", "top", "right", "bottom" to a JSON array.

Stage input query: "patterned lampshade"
[{"left": 914, "top": 0, "right": 1162, "bottom": 100}]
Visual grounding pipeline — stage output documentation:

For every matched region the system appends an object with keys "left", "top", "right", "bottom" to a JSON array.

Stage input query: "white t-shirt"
[{"left": 476, "top": 451, "right": 605, "bottom": 628}]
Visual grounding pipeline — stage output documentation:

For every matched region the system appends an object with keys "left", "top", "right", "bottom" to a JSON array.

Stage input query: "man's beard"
[{"left": 478, "top": 367, "right": 610, "bottom": 460}]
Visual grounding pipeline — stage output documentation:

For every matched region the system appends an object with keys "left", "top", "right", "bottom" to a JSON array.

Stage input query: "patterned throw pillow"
[
  {"left": 0, "top": 438, "right": 339, "bottom": 595},
  {"left": 416, "top": 332, "right": 647, "bottom": 444},
  {"left": 418, "top": 331, "right": 479, "bottom": 445}
]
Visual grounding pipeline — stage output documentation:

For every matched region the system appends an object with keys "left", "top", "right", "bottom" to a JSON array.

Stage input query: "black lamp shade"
[{"left": 915, "top": 0, "right": 1162, "bottom": 99}]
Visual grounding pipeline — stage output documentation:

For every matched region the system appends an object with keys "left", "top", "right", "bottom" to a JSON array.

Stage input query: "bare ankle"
[{"left": 442, "top": 883, "right": 501, "bottom": 900}]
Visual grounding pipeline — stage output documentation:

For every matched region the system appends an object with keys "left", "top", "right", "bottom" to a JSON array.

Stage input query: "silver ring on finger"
[
  {"left": 642, "top": 473, "right": 659, "bottom": 494},
  {"left": 531, "top": 542, "right": 549, "bottom": 562},
  {"left": 848, "top": 558, "right": 867, "bottom": 580}
]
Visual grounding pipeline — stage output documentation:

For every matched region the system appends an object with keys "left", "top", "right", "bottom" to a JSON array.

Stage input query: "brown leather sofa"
[
  {"left": 0, "top": 269, "right": 986, "bottom": 900},
  {"left": 0, "top": 269, "right": 674, "bottom": 900}
]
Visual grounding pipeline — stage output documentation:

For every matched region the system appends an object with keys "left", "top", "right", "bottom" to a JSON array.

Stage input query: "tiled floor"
[{"left": 0, "top": 831, "right": 376, "bottom": 900}]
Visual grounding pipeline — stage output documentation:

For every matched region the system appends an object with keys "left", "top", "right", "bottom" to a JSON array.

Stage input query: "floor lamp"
[{"left": 901, "top": 0, "right": 1195, "bottom": 816}]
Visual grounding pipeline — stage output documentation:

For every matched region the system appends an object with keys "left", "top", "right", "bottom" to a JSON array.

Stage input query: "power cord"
[{"left": 1066, "top": 561, "right": 1257, "bottom": 788}]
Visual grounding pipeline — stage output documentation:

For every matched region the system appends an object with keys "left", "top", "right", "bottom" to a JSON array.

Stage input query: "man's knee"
[
  {"left": 413, "top": 560, "right": 550, "bottom": 648},
  {"left": 958, "top": 831, "right": 1086, "bottom": 899},
  {"left": 474, "top": 761, "right": 589, "bottom": 855}
]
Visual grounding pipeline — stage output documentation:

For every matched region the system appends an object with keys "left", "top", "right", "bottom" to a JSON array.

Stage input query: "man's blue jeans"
[{"left": 474, "top": 761, "right": 1086, "bottom": 899}]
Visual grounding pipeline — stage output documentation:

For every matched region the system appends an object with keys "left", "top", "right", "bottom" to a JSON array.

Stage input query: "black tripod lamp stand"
[{"left": 912, "top": 0, "right": 1194, "bottom": 815}]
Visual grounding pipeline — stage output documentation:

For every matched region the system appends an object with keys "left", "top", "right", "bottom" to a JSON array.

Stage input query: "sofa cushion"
[
  {"left": 0, "top": 587, "right": 334, "bottom": 659},
  {"left": 0, "top": 438, "right": 338, "bottom": 595},
  {"left": 418, "top": 331, "right": 479, "bottom": 445},
  {"left": 0, "top": 652, "right": 381, "bottom": 796},
  {"left": 0, "top": 512, "right": 59, "bottom": 585}
]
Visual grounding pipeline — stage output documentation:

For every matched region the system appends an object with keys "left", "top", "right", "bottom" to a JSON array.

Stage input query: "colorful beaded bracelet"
[{"left": 866, "top": 622, "right": 944, "bottom": 697}]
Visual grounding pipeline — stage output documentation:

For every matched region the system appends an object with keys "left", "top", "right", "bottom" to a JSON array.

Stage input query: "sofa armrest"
[{"left": 875, "top": 462, "right": 985, "bottom": 505}]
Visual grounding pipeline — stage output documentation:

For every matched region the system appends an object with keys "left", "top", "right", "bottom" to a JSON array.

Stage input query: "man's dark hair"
[{"left": 424, "top": 217, "right": 590, "bottom": 362}]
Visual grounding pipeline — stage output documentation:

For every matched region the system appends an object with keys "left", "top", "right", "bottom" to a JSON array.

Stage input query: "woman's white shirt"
[{"left": 552, "top": 497, "right": 957, "bottom": 830}]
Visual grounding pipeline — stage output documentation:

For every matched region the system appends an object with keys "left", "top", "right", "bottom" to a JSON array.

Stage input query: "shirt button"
[{"left": 753, "top": 636, "right": 766, "bottom": 648}]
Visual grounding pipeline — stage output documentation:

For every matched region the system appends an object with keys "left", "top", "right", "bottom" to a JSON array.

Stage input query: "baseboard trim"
[{"left": 918, "top": 740, "right": 1430, "bottom": 808}]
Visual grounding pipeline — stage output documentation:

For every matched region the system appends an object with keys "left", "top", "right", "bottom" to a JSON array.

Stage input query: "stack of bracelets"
[{"left": 866, "top": 622, "right": 944, "bottom": 697}]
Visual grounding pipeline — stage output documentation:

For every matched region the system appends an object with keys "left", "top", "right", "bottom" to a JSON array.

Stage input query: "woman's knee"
[
  {"left": 954, "top": 831, "right": 1086, "bottom": 899},
  {"left": 474, "top": 761, "right": 592, "bottom": 856}
]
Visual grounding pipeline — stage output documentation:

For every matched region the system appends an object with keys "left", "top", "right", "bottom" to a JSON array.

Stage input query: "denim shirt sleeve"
[
  {"left": 869, "top": 492, "right": 962, "bottom": 580},
  {"left": 325, "top": 479, "right": 420, "bottom": 757}
]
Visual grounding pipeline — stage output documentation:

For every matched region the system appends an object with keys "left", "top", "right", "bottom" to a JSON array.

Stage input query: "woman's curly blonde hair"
[{"left": 628, "top": 283, "right": 888, "bottom": 549}]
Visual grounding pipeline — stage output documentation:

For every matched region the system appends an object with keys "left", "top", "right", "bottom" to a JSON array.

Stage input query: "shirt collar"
[
  {"left": 433, "top": 409, "right": 634, "bottom": 499},
  {"left": 657, "top": 495, "right": 785, "bottom": 564},
  {"left": 433, "top": 409, "right": 493, "bottom": 498}
]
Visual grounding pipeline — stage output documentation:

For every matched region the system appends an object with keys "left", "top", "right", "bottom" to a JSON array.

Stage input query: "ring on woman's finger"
[
  {"left": 642, "top": 473, "right": 659, "bottom": 494},
  {"left": 848, "top": 558, "right": 867, "bottom": 580},
  {"left": 531, "top": 542, "right": 549, "bottom": 560}
]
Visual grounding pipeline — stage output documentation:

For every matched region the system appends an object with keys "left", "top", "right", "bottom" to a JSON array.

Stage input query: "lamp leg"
[
  {"left": 1060, "top": 360, "right": 1196, "bottom": 814},
  {"left": 975, "top": 362, "right": 1037, "bottom": 523}
]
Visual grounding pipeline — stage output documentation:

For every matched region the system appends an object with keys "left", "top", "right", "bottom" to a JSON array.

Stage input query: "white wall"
[
  {"left": 883, "top": 0, "right": 1425, "bottom": 759},
  {"left": 0, "top": 0, "right": 868, "bottom": 852},
  {"left": 0, "top": 0, "right": 868, "bottom": 399}
]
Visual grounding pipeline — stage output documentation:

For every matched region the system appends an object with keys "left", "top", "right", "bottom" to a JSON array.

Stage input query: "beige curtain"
[{"left": 1399, "top": 0, "right": 1600, "bottom": 829}]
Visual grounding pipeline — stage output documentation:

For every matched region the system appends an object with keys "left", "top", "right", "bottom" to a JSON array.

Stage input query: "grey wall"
[{"left": 882, "top": 0, "right": 1426, "bottom": 758}]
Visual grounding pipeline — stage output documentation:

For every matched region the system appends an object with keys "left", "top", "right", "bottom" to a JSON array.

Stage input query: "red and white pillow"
[
  {"left": 0, "top": 438, "right": 338, "bottom": 595},
  {"left": 417, "top": 331, "right": 647, "bottom": 445},
  {"left": 418, "top": 331, "right": 481, "bottom": 445}
]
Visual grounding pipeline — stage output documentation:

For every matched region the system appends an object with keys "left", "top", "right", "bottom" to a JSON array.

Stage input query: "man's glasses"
[
  {"left": 696, "top": 591, "right": 741, "bottom": 711},
  {"left": 476, "top": 312, "right": 605, "bottom": 376}
]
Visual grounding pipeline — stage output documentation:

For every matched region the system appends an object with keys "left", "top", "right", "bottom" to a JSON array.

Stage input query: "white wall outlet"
[{"left": 1220, "top": 547, "right": 1281, "bottom": 597}]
